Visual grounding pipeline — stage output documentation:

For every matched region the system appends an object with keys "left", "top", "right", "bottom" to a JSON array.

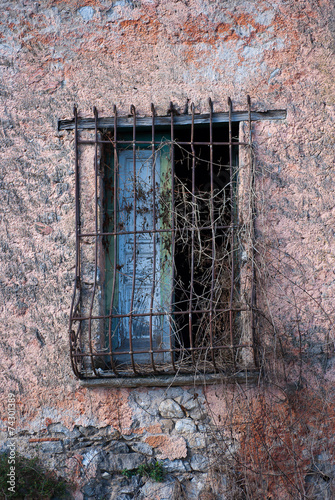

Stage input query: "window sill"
[{"left": 79, "top": 370, "right": 260, "bottom": 388}]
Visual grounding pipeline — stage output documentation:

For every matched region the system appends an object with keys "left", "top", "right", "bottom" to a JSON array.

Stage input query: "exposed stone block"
[
  {"left": 145, "top": 435, "right": 187, "bottom": 460},
  {"left": 48, "top": 422, "right": 81, "bottom": 438},
  {"left": 175, "top": 418, "right": 197, "bottom": 434},
  {"left": 160, "top": 419, "right": 175, "bottom": 433},
  {"left": 158, "top": 399, "right": 185, "bottom": 418},
  {"left": 107, "top": 441, "right": 130, "bottom": 454},
  {"left": 102, "top": 452, "right": 145, "bottom": 472},
  {"left": 130, "top": 441, "right": 153, "bottom": 456},
  {"left": 40, "top": 440, "right": 64, "bottom": 454},
  {"left": 162, "top": 458, "right": 191, "bottom": 472}
]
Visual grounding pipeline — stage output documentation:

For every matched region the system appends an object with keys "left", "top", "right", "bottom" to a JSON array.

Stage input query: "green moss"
[
  {"left": 122, "top": 461, "right": 165, "bottom": 482},
  {"left": 0, "top": 452, "right": 73, "bottom": 500}
]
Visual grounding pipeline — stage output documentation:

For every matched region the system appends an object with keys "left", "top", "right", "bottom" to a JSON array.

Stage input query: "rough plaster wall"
[{"left": 0, "top": 0, "right": 335, "bottom": 498}]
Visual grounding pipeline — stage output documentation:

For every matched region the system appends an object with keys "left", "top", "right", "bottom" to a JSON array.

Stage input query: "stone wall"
[
  {"left": 1, "top": 0, "right": 335, "bottom": 498},
  {"left": 10, "top": 387, "right": 235, "bottom": 499}
]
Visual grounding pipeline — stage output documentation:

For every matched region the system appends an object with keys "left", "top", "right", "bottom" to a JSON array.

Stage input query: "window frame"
[{"left": 60, "top": 100, "right": 287, "bottom": 383}]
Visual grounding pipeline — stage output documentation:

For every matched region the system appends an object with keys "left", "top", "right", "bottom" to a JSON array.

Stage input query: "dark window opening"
[{"left": 173, "top": 123, "right": 238, "bottom": 356}]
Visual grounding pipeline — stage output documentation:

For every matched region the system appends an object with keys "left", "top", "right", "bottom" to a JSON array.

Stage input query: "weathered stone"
[
  {"left": 188, "top": 407, "right": 207, "bottom": 421},
  {"left": 82, "top": 482, "right": 96, "bottom": 497},
  {"left": 72, "top": 440, "right": 95, "bottom": 450},
  {"left": 90, "top": 435, "right": 104, "bottom": 441},
  {"left": 175, "top": 418, "right": 197, "bottom": 434},
  {"left": 107, "top": 441, "right": 129, "bottom": 453},
  {"left": 154, "top": 436, "right": 188, "bottom": 460},
  {"left": 163, "top": 458, "right": 191, "bottom": 472},
  {"left": 68, "top": 427, "right": 82, "bottom": 439},
  {"left": 158, "top": 399, "right": 185, "bottom": 418},
  {"left": 197, "top": 423, "right": 208, "bottom": 433},
  {"left": 78, "top": 426, "right": 99, "bottom": 437},
  {"left": 130, "top": 442, "right": 153, "bottom": 456},
  {"left": 40, "top": 440, "right": 64, "bottom": 454},
  {"left": 139, "top": 478, "right": 182, "bottom": 500},
  {"left": 190, "top": 454, "right": 209, "bottom": 472},
  {"left": 103, "top": 452, "right": 145, "bottom": 472},
  {"left": 48, "top": 423, "right": 81, "bottom": 438},
  {"left": 82, "top": 447, "right": 102, "bottom": 466},
  {"left": 175, "top": 393, "right": 206, "bottom": 406},
  {"left": 181, "top": 397, "right": 207, "bottom": 420},
  {"left": 98, "top": 426, "right": 113, "bottom": 437},
  {"left": 160, "top": 419, "right": 175, "bottom": 433},
  {"left": 187, "top": 434, "right": 207, "bottom": 449},
  {"left": 119, "top": 474, "right": 143, "bottom": 494},
  {"left": 174, "top": 394, "right": 207, "bottom": 420},
  {"left": 122, "top": 433, "right": 136, "bottom": 441}
]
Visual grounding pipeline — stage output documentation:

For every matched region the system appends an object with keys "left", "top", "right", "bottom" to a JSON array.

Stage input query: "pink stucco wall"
[{"left": 1, "top": 0, "right": 335, "bottom": 498}]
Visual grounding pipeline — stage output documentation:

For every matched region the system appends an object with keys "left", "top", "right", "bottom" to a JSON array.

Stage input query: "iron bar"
[
  {"left": 87, "top": 107, "right": 100, "bottom": 377},
  {"left": 78, "top": 224, "right": 239, "bottom": 237},
  {"left": 129, "top": 104, "right": 137, "bottom": 373},
  {"left": 69, "top": 343, "right": 253, "bottom": 357},
  {"left": 188, "top": 102, "right": 196, "bottom": 365},
  {"left": 107, "top": 105, "right": 119, "bottom": 376},
  {"left": 69, "top": 104, "right": 82, "bottom": 378},
  {"left": 77, "top": 139, "right": 249, "bottom": 146},
  {"left": 149, "top": 103, "right": 157, "bottom": 373},
  {"left": 208, "top": 97, "right": 217, "bottom": 369},
  {"left": 228, "top": 97, "right": 236, "bottom": 369},
  {"left": 169, "top": 101, "right": 176, "bottom": 371},
  {"left": 248, "top": 95, "right": 257, "bottom": 367},
  {"left": 71, "top": 306, "right": 251, "bottom": 321}
]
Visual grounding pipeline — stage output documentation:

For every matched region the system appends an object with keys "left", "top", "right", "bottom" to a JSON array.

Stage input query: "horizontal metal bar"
[
  {"left": 80, "top": 371, "right": 260, "bottom": 386},
  {"left": 59, "top": 109, "right": 287, "bottom": 131},
  {"left": 78, "top": 225, "right": 238, "bottom": 238},
  {"left": 77, "top": 139, "right": 248, "bottom": 146},
  {"left": 71, "top": 307, "right": 249, "bottom": 321},
  {"left": 73, "top": 344, "right": 253, "bottom": 357}
]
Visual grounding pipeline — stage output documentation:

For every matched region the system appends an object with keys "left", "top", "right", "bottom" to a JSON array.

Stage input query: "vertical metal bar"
[
  {"left": 129, "top": 104, "right": 137, "bottom": 374},
  {"left": 188, "top": 103, "right": 196, "bottom": 365},
  {"left": 108, "top": 105, "right": 119, "bottom": 376},
  {"left": 149, "top": 103, "right": 157, "bottom": 372},
  {"left": 248, "top": 95, "right": 257, "bottom": 367},
  {"left": 69, "top": 105, "right": 82, "bottom": 378},
  {"left": 228, "top": 97, "right": 236, "bottom": 370},
  {"left": 87, "top": 107, "right": 99, "bottom": 376},
  {"left": 208, "top": 98, "right": 217, "bottom": 370},
  {"left": 169, "top": 102, "right": 176, "bottom": 371}
]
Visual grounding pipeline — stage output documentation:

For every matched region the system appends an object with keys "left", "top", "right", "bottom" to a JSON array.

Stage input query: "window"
[{"left": 59, "top": 99, "right": 285, "bottom": 381}]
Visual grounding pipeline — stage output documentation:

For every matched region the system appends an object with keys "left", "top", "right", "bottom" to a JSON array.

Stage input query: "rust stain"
[{"left": 29, "top": 437, "right": 60, "bottom": 443}]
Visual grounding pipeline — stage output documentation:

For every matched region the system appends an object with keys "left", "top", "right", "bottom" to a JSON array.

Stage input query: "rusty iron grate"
[{"left": 65, "top": 97, "right": 260, "bottom": 379}]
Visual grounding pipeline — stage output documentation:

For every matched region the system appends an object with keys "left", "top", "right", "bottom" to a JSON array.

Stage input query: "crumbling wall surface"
[{"left": 0, "top": 0, "right": 335, "bottom": 498}]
